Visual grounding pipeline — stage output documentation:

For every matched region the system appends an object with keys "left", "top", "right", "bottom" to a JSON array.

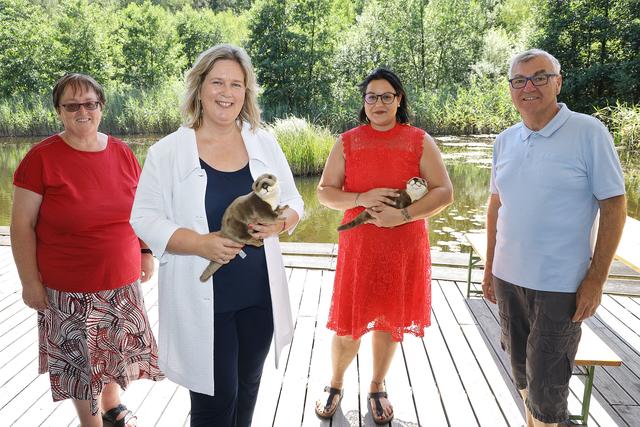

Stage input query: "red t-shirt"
[{"left": 13, "top": 135, "right": 142, "bottom": 292}]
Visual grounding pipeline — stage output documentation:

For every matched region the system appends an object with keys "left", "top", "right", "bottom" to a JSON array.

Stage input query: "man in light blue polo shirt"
[{"left": 482, "top": 49, "right": 627, "bottom": 427}]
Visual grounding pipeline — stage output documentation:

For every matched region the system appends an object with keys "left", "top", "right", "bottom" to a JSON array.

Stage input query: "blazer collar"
[{"left": 176, "top": 122, "right": 268, "bottom": 181}]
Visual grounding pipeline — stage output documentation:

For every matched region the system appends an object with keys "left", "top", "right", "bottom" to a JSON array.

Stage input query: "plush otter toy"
[
  {"left": 200, "top": 173, "right": 288, "bottom": 282},
  {"left": 337, "top": 177, "right": 428, "bottom": 232}
]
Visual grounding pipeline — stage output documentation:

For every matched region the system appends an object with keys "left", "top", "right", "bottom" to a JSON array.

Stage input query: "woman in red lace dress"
[{"left": 315, "top": 68, "right": 453, "bottom": 424}]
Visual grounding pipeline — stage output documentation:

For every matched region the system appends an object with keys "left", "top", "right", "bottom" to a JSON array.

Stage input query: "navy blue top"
[{"left": 200, "top": 160, "right": 271, "bottom": 313}]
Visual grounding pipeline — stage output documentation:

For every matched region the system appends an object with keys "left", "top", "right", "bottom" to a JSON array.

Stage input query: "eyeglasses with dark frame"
[
  {"left": 364, "top": 92, "right": 398, "bottom": 105},
  {"left": 59, "top": 101, "right": 102, "bottom": 112},
  {"left": 508, "top": 73, "right": 558, "bottom": 89}
]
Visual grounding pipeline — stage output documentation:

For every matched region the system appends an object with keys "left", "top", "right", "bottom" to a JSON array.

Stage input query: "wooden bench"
[
  {"left": 465, "top": 216, "right": 640, "bottom": 298},
  {"left": 463, "top": 231, "right": 623, "bottom": 425}
]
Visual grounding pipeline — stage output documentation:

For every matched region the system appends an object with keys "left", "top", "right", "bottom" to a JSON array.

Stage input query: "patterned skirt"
[{"left": 38, "top": 281, "right": 165, "bottom": 414}]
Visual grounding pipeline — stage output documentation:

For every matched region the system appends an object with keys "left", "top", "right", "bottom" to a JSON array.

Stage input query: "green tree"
[
  {"left": 0, "top": 0, "right": 59, "bottom": 96},
  {"left": 533, "top": 0, "right": 640, "bottom": 111},
  {"left": 176, "top": 7, "right": 248, "bottom": 69},
  {"left": 113, "top": 1, "right": 185, "bottom": 88},
  {"left": 53, "top": 0, "right": 115, "bottom": 84},
  {"left": 247, "top": 0, "right": 337, "bottom": 118}
]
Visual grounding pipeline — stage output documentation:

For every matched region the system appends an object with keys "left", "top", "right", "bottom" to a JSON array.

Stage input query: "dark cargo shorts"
[{"left": 493, "top": 275, "right": 582, "bottom": 424}]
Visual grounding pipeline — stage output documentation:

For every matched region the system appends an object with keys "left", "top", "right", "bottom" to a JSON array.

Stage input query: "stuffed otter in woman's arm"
[
  {"left": 200, "top": 173, "right": 288, "bottom": 282},
  {"left": 337, "top": 177, "right": 428, "bottom": 232}
]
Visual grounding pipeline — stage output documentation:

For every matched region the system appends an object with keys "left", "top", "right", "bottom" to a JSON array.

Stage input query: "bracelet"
[
  {"left": 355, "top": 193, "right": 361, "bottom": 207},
  {"left": 141, "top": 248, "right": 153, "bottom": 255},
  {"left": 400, "top": 208, "right": 412, "bottom": 222}
]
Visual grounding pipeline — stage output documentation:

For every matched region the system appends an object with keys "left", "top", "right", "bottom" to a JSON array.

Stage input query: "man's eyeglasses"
[
  {"left": 364, "top": 92, "right": 397, "bottom": 105},
  {"left": 509, "top": 74, "right": 558, "bottom": 89},
  {"left": 59, "top": 101, "right": 102, "bottom": 112}
]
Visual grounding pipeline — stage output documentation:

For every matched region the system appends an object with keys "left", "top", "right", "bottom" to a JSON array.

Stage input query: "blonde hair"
[{"left": 181, "top": 44, "right": 261, "bottom": 131}]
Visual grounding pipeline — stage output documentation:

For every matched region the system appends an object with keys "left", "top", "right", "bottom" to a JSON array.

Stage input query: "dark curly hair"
[{"left": 358, "top": 68, "right": 409, "bottom": 124}]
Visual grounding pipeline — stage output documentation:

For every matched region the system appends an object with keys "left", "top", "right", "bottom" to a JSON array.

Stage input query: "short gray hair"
[
  {"left": 181, "top": 44, "right": 261, "bottom": 131},
  {"left": 508, "top": 49, "right": 561, "bottom": 78}
]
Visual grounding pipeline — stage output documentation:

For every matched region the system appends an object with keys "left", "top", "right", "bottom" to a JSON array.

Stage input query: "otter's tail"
[
  {"left": 337, "top": 212, "right": 370, "bottom": 232},
  {"left": 200, "top": 261, "right": 222, "bottom": 282}
]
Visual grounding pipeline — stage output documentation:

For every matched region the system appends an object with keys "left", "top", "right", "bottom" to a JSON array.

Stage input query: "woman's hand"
[
  {"left": 141, "top": 253, "right": 155, "bottom": 282},
  {"left": 357, "top": 188, "right": 399, "bottom": 209},
  {"left": 366, "top": 205, "right": 405, "bottom": 228},
  {"left": 201, "top": 232, "right": 244, "bottom": 264},
  {"left": 22, "top": 281, "right": 48, "bottom": 311},
  {"left": 248, "top": 220, "right": 285, "bottom": 239}
]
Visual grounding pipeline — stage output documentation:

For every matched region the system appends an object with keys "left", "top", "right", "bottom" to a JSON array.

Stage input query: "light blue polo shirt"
[{"left": 490, "top": 103, "right": 625, "bottom": 292}]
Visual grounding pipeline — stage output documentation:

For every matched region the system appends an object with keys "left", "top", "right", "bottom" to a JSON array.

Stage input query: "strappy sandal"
[
  {"left": 368, "top": 391, "right": 394, "bottom": 425},
  {"left": 315, "top": 386, "right": 344, "bottom": 419},
  {"left": 102, "top": 403, "right": 137, "bottom": 427}
]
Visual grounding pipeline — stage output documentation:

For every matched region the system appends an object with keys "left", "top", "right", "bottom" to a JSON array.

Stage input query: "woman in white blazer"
[{"left": 130, "top": 44, "right": 303, "bottom": 427}]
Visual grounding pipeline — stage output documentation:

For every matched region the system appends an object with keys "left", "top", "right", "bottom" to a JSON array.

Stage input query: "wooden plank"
[
  {"left": 284, "top": 255, "right": 335, "bottom": 270},
  {"left": 576, "top": 324, "right": 622, "bottom": 367},
  {"left": 0, "top": 373, "right": 51, "bottom": 425},
  {"left": 280, "top": 242, "right": 336, "bottom": 256},
  {"left": 422, "top": 308, "right": 479, "bottom": 426},
  {"left": 616, "top": 217, "right": 640, "bottom": 273},
  {"left": 440, "top": 281, "right": 523, "bottom": 426},
  {"left": 401, "top": 335, "right": 448, "bottom": 426},
  {"left": 11, "top": 386, "right": 58, "bottom": 426},
  {"left": 432, "top": 281, "right": 507, "bottom": 426},
  {"left": 356, "top": 333, "right": 374, "bottom": 426},
  {"left": 154, "top": 386, "right": 191, "bottom": 427},
  {"left": 129, "top": 379, "right": 181, "bottom": 426},
  {"left": 272, "top": 317, "right": 315, "bottom": 426},
  {"left": 253, "top": 268, "right": 295, "bottom": 426},
  {"left": 301, "top": 270, "right": 333, "bottom": 427},
  {"left": 384, "top": 340, "right": 419, "bottom": 426},
  {"left": 612, "top": 404, "right": 640, "bottom": 426}
]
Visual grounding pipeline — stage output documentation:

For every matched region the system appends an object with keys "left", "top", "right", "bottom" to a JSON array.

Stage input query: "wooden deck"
[{"left": 1, "top": 243, "right": 640, "bottom": 426}]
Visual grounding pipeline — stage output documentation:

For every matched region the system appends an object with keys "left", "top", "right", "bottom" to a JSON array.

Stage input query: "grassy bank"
[
  {"left": 2, "top": 82, "right": 638, "bottom": 155},
  {"left": 594, "top": 103, "right": 640, "bottom": 151}
]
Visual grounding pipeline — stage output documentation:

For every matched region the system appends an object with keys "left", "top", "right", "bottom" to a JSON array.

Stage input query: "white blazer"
[{"left": 130, "top": 123, "right": 304, "bottom": 395}]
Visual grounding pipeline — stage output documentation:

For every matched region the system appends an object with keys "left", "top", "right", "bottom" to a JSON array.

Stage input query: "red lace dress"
[{"left": 327, "top": 123, "right": 432, "bottom": 342}]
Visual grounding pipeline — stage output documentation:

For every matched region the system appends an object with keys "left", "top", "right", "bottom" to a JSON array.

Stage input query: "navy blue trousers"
[{"left": 190, "top": 305, "right": 274, "bottom": 427}]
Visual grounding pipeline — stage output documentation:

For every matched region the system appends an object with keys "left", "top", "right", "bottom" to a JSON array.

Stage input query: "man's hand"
[
  {"left": 482, "top": 272, "right": 496, "bottom": 304},
  {"left": 572, "top": 277, "right": 604, "bottom": 322}
]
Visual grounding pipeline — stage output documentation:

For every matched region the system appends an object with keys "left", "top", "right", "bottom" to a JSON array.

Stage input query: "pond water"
[{"left": 1, "top": 135, "right": 638, "bottom": 253}]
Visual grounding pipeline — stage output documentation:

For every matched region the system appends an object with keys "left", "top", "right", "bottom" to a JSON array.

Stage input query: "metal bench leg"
[
  {"left": 467, "top": 248, "right": 474, "bottom": 298},
  {"left": 569, "top": 365, "right": 595, "bottom": 425}
]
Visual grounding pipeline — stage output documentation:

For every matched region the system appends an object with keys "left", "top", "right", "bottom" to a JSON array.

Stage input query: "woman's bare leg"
[
  {"left": 72, "top": 399, "right": 102, "bottom": 427},
  {"left": 370, "top": 331, "right": 398, "bottom": 420},
  {"left": 315, "top": 334, "right": 361, "bottom": 416}
]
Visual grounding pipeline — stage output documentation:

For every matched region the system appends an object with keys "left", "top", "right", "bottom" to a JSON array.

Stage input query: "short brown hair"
[
  {"left": 181, "top": 44, "right": 261, "bottom": 131},
  {"left": 52, "top": 73, "right": 105, "bottom": 110}
]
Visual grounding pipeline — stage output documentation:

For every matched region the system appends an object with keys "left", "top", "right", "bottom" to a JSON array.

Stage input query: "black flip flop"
[
  {"left": 102, "top": 403, "right": 137, "bottom": 427},
  {"left": 315, "top": 386, "right": 344, "bottom": 419}
]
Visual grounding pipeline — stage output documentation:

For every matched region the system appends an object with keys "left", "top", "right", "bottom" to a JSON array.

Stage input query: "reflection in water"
[{"left": 1, "top": 135, "right": 639, "bottom": 253}]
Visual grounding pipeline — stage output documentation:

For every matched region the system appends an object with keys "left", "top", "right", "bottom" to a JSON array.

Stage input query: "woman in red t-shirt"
[{"left": 11, "top": 73, "right": 164, "bottom": 427}]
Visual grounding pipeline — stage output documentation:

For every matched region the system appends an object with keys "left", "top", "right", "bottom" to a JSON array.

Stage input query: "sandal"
[
  {"left": 102, "top": 404, "right": 137, "bottom": 427},
  {"left": 315, "top": 386, "right": 344, "bottom": 419},
  {"left": 368, "top": 391, "right": 394, "bottom": 425}
]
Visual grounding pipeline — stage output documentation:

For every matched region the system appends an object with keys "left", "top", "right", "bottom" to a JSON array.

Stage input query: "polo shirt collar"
[{"left": 519, "top": 103, "right": 571, "bottom": 141}]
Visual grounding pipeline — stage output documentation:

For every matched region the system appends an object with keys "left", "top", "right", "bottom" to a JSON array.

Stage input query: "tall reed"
[
  {"left": 268, "top": 117, "right": 335, "bottom": 176},
  {"left": 594, "top": 103, "right": 640, "bottom": 151}
]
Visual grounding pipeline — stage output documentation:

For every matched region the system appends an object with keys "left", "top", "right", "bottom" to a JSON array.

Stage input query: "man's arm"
[
  {"left": 573, "top": 194, "right": 627, "bottom": 322},
  {"left": 482, "top": 193, "right": 501, "bottom": 304}
]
